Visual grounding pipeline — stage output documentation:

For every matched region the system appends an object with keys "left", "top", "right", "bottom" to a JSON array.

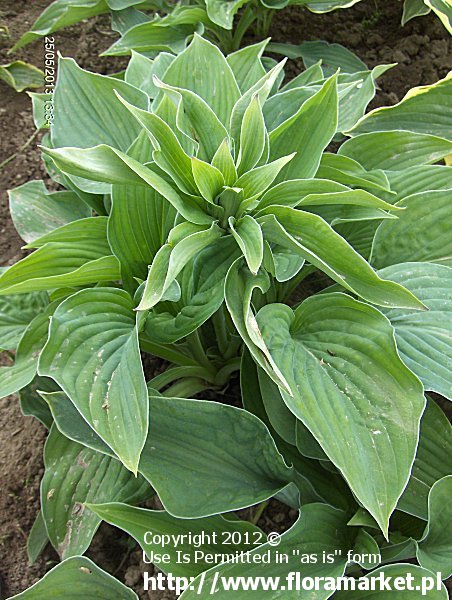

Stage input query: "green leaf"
[
  {"left": 378, "top": 262, "right": 452, "bottom": 398},
  {"left": 0, "top": 218, "right": 119, "bottom": 295},
  {"left": 181, "top": 504, "right": 353, "bottom": 600},
  {"left": 19, "top": 376, "right": 57, "bottom": 428},
  {"left": 259, "top": 206, "right": 425, "bottom": 309},
  {"left": 43, "top": 391, "right": 114, "bottom": 457},
  {"left": 103, "top": 9, "right": 202, "bottom": 56},
  {"left": 335, "top": 564, "right": 447, "bottom": 598},
  {"left": 258, "top": 367, "right": 296, "bottom": 445},
  {"left": 268, "top": 38, "right": 367, "bottom": 73},
  {"left": 8, "top": 556, "right": 138, "bottom": 599},
  {"left": 124, "top": 50, "right": 174, "bottom": 98},
  {"left": 154, "top": 79, "right": 229, "bottom": 163},
  {"left": 145, "top": 236, "right": 240, "bottom": 343},
  {"left": 371, "top": 190, "right": 452, "bottom": 268},
  {"left": 417, "top": 476, "right": 452, "bottom": 579},
  {"left": 11, "top": 0, "right": 109, "bottom": 51},
  {"left": 237, "top": 94, "right": 266, "bottom": 176},
  {"left": 0, "top": 289, "right": 48, "bottom": 351},
  {"left": 41, "top": 426, "right": 150, "bottom": 559},
  {"left": 340, "top": 130, "right": 452, "bottom": 170},
  {"left": 402, "top": 0, "right": 431, "bottom": 25},
  {"left": 398, "top": 398, "right": 452, "bottom": 520},
  {"left": 163, "top": 34, "right": 240, "bottom": 127},
  {"left": 41, "top": 144, "right": 212, "bottom": 225},
  {"left": 269, "top": 74, "right": 338, "bottom": 181},
  {"left": 0, "top": 303, "right": 56, "bottom": 400},
  {"left": 138, "top": 222, "right": 223, "bottom": 310},
  {"left": 385, "top": 165, "right": 452, "bottom": 201},
  {"left": 281, "top": 61, "right": 323, "bottom": 91},
  {"left": 255, "top": 293, "right": 425, "bottom": 534},
  {"left": 116, "top": 92, "right": 198, "bottom": 194},
  {"left": 349, "top": 73, "right": 452, "bottom": 139},
  {"left": 139, "top": 395, "right": 293, "bottom": 517},
  {"left": 9, "top": 180, "right": 91, "bottom": 244},
  {"left": 109, "top": 183, "right": 176, "bottom": 288},
  {"left": 205, "top": 0, "right": 247, "bottom": 28},
  {"left": 316, "top": 153, "right": 391, "bottom": 193},
  {"left": 52, "top": 57, "right": 148, "bottom": 151},
  {"left": 212, "top": 138, "right": 237, "bottom": 185},
  {"left": 352, "top": 528, "right": 381, "bottom": 569},
  {"left": 192, "top": 158, "right": 224, "bottom": 202},
  {"left": 230, "top": 60, "right": 287, "bottom": 143},
  {"left": 89, "top": 502, "right": 261, "bottom": 577},
  {"left": 229, "top": 215, "right": 263, "bottom": 275},
  {"left": 39, "top": 288, "right": 148, "bottom": 474},
  {"left": 426, "top": 0, "right": 452, "bottom": 33},
  {"left": 226, "top": 40, "right": 267, "bottom": 93},
  {"left": 235, "top": 154, "right": 296, "bottom": 203},
  {"left": 27, "top": 511, "right": 48, "bottom": 565},
  {"left": 0, "top": 61, "right": 44, "bottom": 92}
]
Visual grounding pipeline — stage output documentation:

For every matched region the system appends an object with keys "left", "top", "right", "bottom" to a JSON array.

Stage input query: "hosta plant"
[
  {"left": 11, "top": 0, "right": 452, "bottom": 58},
  {"left": 2, "top": 35, "right": 451, "bottom": 598}
]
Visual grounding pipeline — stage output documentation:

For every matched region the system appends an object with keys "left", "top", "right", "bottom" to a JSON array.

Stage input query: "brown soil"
[{"left": 0, "top": 0, "right": 450, "bottom": 598}]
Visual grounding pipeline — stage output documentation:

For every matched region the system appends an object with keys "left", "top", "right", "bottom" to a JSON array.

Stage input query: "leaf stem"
[
  {"left": 251, "top": 500, "right": 269, "bottom": 525},
  {"left": 162, "top": 377, "right": 209, "bottom": 398}
]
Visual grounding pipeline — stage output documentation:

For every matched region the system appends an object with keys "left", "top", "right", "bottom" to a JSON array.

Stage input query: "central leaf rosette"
[{"left": 43, "top": 34, "right": 423, "bottom": 315}]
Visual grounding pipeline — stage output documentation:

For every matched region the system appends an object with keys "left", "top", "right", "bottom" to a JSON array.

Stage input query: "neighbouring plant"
[
  {"left": 1, "top": 35, "right": 451, "bottom": 598},
  {"left": 10, "top": 0, "right": 452, "bottom": 58}
]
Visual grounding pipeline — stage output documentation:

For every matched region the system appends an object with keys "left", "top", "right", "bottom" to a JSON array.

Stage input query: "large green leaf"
[
  {"left": 316, "top": 153, "right": 391, "bottom": 193},
  {"left": 378, "top": 262, "right": 452, "bottom": 398},
  {"left": 259, "top": 207, "right": 425, "bottom": 309},
  {"left": 42, "top": 144, "right": 212, "bottom": 225},
  {"left": 52, "top": 57, "right": 148, "bottom": 151},
  {"left": 269, "top": 75, "right": 338, "bottom": 181},
  {"left": 398, "top": 398, "right": 452, "bottom": 520},
  {"left": 226, "top": 41, "right": 267, "bottom": 93},
  {"left": 41, "top": 426, "right": 150, "bottom": 559},
  {"left": 371, "top": 190, "right": 452, "bottom": 268},
  {"left": 181, "top": 504, "right": 354, "bottom": 600},
  {"left": 417, "top": 476, "right": 452, "bottom": 578},
  {"left": 103, "top": 7, "right": 206, "bottom": 56},
  {"left": 9, "top": 556, "right": 138, "bottom": 599},
  {"left": 109, "top": 183, "right": 176, "bottom": 287},
  {"left": 145, "top": 236, "right": 240, "bottom": 343},
  {"left": 255, "top": 293, "right": 425, "bottom": 533},
  {"left": 349, "top": 73, "right": 452, "bottom": 139},
  {"left": 11, "top": 0, "right": 109, "bottom": 51},
  {"left": 39, "top": 288, "right": 148, "bottom": 474},
  {"left": 334, "top": 564, "right": 448, "bottom": 598},
  {"left": 339, "top": 131, "right": 452, "bottom": 171},
  {"left": 89, "top": 502, "right": 261, "bottom": 577},
  {"left": 8, "top": 180, "right": 91, "bottom": 243},
  {"left": 138, "top": 395, "right": 293, "bottom": 517},
  {"left": 385, "top": 165, "right": 452, "bottom": 201},
  {"left": 162, "top": 34, "right": 240, "bottom": 127},
  {"left": 0, "top": 289, "right": 48, "bottom": 350},
  {"left": 0, "top": 303, "right": 56, "bottom": 400},
  {"left": 0, "top": 218, "right": 119, "bottom": 295},
  {"left": 268, "top": 39, "right": 367, "bottom": 73}
]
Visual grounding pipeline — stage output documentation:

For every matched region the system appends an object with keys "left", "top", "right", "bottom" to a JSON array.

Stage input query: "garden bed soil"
[{"left": 0, "top": 0, "right": 450, "bottom": 598}]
